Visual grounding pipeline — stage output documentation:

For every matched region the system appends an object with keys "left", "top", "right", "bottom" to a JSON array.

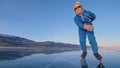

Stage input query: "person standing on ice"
[{"left": 74, "top": 1, "right": 105, "bottom": 68}]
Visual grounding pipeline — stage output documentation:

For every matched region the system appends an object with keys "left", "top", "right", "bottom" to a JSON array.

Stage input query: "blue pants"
[{"left": 78, "top": 28, "right": 98, "bottom": 53}]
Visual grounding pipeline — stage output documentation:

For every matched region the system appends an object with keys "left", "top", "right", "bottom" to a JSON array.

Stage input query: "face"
[{"left": 74, "top": 6, "right": 83, "bottom": 14}]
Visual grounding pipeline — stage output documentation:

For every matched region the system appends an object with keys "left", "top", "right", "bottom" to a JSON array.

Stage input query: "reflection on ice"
[{"left": 0, "top": 48, "right": 120, "bottom": 68}]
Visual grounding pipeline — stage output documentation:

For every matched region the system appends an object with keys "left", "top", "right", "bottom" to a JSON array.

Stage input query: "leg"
[
  {"left": 87, "top": 31, "right": 105, "bottom": 68},
  {"left": 79, "top": 29, "right": 88, "bottom": 68},
  {"left": 78, "top": 29, "right": 87, "bottom": 52},
  {"left": 78, "top": 29, "right": 87, "bottom": 58},
  {"left": 87, "top": 31, "right": 102, "bottom": 60},
  {"left": 87, "top": 31, "right": 98, "bottom": 53}
]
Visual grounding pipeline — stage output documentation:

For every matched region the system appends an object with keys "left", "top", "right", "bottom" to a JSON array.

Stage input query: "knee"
[
  {"left": 80, "top": 39, "right": 86, "bottom": 44},
  {"left": 89, "top": 37, "right": 96, "bottom": 42},
  {"left": 89, "top": 38, "right": 97, "bottom": 44},
  {"left": 80, "top": 41, "right": 86, "bottom": 43},
  {"left": 80, "top": 41, "right": 86, "bottom": 46}
]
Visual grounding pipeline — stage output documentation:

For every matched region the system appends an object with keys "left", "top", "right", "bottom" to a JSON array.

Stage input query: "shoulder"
[
  {"left": 84, "top": 10, "right": 96, "bottom": 18},
  {"left": 85, "top": 10, "right": 94, "bottom": 15}
]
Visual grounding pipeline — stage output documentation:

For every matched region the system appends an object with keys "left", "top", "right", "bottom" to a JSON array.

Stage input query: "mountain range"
[
  {"left": 0, "top": 34, "right": 90, "bottom": 60},
  {"left": 0, "top": 34, "right": 36, "bottom": 46},
  {"left": 0, "top": 34, "right": 81, "bottom": 48}
]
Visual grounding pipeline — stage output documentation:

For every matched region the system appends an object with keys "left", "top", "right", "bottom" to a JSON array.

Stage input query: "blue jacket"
[{"left": 74, "top": 9, "right": 96, "bottom": 29}]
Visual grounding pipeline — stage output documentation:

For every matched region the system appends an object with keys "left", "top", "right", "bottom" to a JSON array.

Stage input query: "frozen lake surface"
[{"left": 0, "top": 47, "right": 120, "bottom": 68}]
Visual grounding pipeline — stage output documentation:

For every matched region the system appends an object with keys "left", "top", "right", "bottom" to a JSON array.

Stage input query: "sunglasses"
[{"left": 74, "top": 5, "right": 82, "bottom": 10}]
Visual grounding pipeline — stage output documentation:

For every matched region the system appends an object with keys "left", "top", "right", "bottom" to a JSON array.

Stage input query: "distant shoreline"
[{"left": 0, "top": 46, "right": 81, "bottom": 52}]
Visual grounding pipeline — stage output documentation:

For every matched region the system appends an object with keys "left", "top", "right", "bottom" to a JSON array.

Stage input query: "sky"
[{"left": 0, "top": 0, "right": 120, "bottom": 47}]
